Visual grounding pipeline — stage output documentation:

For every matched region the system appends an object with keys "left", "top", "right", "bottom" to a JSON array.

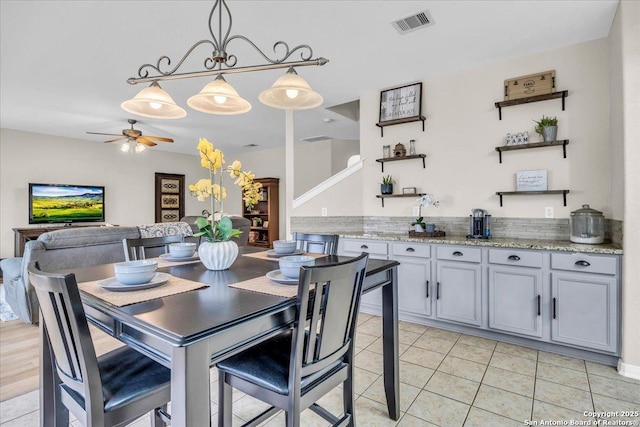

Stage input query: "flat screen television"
[{"left": 29, "top": 183, "right": 105, "bottom": 224}]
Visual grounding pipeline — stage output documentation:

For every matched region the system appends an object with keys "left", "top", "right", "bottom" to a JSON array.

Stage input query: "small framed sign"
[
  {"left": 402, "top": 187, "right": 417, "bottom": 195},
  {"left": 516, "top": 170, "right": 548, "bottom": 191},
  {"left": 379, "top": 82, "right": 422, "bottom": 123}
]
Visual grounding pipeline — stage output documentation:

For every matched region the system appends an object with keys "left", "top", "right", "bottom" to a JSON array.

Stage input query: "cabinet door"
[
  {"left": 396, "top": 257, "right": 432, "bottom": 316},
  {"left": 551, "top": 272, "right": 618, "bottom": 353},
  {"left": 436, "top": 262, "right": 482, "bottom": 326},
  {"left": 340, "top": 241, "right": 388, "bottom": 312},
  {"left": 488, "top": 266, "right": 543, "bottom": 338}
]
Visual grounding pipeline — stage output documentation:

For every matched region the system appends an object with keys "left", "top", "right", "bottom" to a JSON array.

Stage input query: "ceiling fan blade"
[
  {"left": 143, "top": 135, "right": 174, "bottom": 143},
  {"left": 103, "top": 137, "right": 127, "bottom": 143},
  {"left": 87, "top": 131, "right": 121, "bottom": 136},
  {"left": 137, "top": 137, "right": 157, "bottom": 147}
]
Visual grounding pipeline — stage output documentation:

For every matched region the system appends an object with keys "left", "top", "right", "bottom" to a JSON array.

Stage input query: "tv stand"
[{"left": 12, "top": 224, "right": 104, "bottom": 256}]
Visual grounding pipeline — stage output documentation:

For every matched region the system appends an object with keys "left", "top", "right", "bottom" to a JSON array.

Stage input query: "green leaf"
[{"left": 217, "top": 216, "right": 233, "bottom": 241}]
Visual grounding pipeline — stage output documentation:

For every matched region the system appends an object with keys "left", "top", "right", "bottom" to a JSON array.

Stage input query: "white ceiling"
[{"left": 0, "top": 0, "right": 619, "bottom": 155}]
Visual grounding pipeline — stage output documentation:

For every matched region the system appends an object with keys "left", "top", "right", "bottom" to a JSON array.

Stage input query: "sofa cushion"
[
  {"left": 38, "top": 226, "right": 140, "bottom": 249},
  {"left": 138, "top": 222, "right": 193, "bottom": 238}
]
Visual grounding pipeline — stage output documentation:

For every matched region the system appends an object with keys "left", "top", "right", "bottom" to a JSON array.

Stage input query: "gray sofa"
[{"left": 0, "top": 216, "right": 250, "bottom": 324}]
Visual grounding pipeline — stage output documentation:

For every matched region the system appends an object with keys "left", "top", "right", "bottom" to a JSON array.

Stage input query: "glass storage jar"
[{"left": 570, "top": 204, "right": 604, "bottom": 244}]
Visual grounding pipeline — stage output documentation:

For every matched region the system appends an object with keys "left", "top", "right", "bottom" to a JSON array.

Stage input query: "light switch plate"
[
  {"left": 321, "top": 207, "right": 328, "bottom": 216},
  {"left": 413, "top": 206, "right": 420, "bottom": 217}
]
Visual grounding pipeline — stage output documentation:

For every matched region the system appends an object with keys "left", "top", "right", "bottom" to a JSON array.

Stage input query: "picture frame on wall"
[
  {"left": 379, "top": 82, "right": 423, "bottom": 123},
  {"left": 155, "top": 173, "right": 185, "bottom": 223}
]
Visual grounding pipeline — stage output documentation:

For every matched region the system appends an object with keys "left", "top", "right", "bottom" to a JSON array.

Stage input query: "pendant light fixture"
[
  {"left": 122, "top": 0, "right": 327, "bottom": 118},
  {"left": 259, "top": 67, "right": 323, "bottom": 110},
  {"left": 187, "top": 75, "right": 251, "bottom": 115},
  {"left": 121, "top": 81, "right": 187, "bottom": 119}
]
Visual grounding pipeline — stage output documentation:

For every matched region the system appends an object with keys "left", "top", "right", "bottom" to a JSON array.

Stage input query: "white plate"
[
  {"left": 159, "top": 252, "right": 200, "bottom": 262},
  {"left": 266, "top": 249, "right": 304, "bottom": 258},
  {"left": 266, "top": 270, "right": 299, "bottom": 286},
  {"left": 99, "top": 273, "right": 171, "bottom": 292}
]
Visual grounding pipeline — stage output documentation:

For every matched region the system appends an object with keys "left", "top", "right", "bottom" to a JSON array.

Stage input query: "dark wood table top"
[{"left": 68, "top": 247, "right": 398, "bottom": 346}]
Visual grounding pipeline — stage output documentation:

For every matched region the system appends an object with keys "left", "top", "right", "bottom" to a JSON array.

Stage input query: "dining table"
[{"left": 40, "top": 246, "right": 400, "bottom": 427}]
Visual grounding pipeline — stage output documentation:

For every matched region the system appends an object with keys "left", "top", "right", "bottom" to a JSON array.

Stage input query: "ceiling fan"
[{"left": 86, "top": 119, "right": 173, "bottom": 152}]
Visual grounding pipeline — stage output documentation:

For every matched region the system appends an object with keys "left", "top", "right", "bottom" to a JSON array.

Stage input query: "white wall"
[
  {"left": 0, "top": 129, "right": 205, "bottom": 258},
  {"left": 612, "top": 0, "right": 640, "bottom": 375},
  {"left": 359, "top": 38, "right": 611, "bottom": 220}
]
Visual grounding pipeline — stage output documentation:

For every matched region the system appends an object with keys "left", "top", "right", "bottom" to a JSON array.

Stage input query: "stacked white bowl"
[
  {"left": 168, "top": 242, "right": 197, "bottom": 258},
  {"left": 114, "top": 260, "right": 158, "bottom": 285}
]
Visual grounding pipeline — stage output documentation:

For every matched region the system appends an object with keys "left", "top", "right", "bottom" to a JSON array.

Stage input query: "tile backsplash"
[{"left": 291, "top": 216, "right": 623, "bottom": 246}]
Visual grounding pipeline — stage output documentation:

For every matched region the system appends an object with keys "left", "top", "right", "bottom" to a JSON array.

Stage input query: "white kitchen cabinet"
[
  {"left": 551, "top": 271, "right": 618, "bottom": 353},
  {"left": 339, "top": 238, "right": 388, "bottom": 312},
  {"left": 488, "top": 265, "right": 543, "bottom": 338},
  {"left": 435, "top": 246, "right": 482, "bottom": 326},
  {"left": 390, "top": 243, "right": 432, "bottom": 317}
]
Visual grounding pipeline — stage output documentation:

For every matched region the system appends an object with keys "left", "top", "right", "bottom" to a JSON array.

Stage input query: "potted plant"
[
  {"left": 381, "top": 175, "right": 394, "bottom": 195},
  {"left": 533, "top": 115, "right": 558, "bottom": 142},
  {"left": 251, "top": 217, "right": 262, "bottom": 227},
  {"left": 189, "top": 138, "right": 263, "bottom": 270},
  {"left": 412, "top": 193, "right": 440, "bottom": 232}
]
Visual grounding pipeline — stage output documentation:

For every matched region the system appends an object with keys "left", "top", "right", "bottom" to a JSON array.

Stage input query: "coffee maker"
[{"left": 467, "top": 208, "right": 491, "bottom": 239}]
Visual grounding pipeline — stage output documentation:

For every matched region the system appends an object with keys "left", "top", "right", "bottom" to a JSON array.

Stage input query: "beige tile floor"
[{"left": 1, "top": 314, "right": 639, "bottom": 426}]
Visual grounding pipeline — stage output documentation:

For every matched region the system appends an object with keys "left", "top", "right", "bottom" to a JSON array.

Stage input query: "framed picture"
[
  {"left": 379, "top": 82, "right": 422, "bottom": 123},
  {"left": 382, "top": 145, "right": 391, "bottom": 158},
  {"left": 516, "top": 170, "right": 548, "bottom": 191},
  {"left": 155, "top": 173, "right": 185, "bottom": 223},
  {"left": 263, "top": 221, "right": 269, "bottom": 228},
  {"left": 402, "top": 187, "right": 417, "bottom": 195}
]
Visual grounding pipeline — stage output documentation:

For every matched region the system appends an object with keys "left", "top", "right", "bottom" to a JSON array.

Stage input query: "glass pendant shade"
[
  {"left": 187, "top": 75, "right": 251, "bottom": 115},
  {"left": 120, "top": 141, "right": 131, "bottom": 152},
  {"left": 121, "top": 81, "right": 187, "bottom": 119},
  {"left": 259, "top": 67, "right": 323, "bottom": 110}
]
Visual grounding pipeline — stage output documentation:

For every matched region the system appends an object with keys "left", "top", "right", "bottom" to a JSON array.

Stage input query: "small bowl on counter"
[
  {"left": 273, "top": 240, "right": 298, "bottom": 255},
  {"left": 168, "top": 242, "right": 197, "bottom": 258},
  {"left": 279, "top": 255, "right": 315, "bottom": 279},
  {"left": 114, "top": 260, "right": 158, "bottom": 285}
]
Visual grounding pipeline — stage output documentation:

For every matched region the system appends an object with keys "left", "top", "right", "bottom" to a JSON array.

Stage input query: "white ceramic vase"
[
  {"left": 414, "top": 224, "right": 425, "bottom": 232},
  {"left": 198, "top": 240, "right": 239, "bottom": 270}
]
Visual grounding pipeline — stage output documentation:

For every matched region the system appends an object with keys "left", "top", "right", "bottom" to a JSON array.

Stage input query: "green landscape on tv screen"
[{"left": 30, "top": 184, "right": 104, "bottom": 224}]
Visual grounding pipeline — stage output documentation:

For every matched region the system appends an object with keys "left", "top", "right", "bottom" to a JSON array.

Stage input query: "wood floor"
[{"left": 0, "top": 317, "right": 122, "bottom": 402}]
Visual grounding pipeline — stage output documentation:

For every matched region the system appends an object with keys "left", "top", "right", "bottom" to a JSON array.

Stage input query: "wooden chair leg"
[
  {"left": 343, "top": 370, "right": 355, "bottom": 427},
  {"left": 218, "top": 372, "right": 233, "bottom": 427},
  {"left": 285, "top": 409, "right": 300, "bottom": 427},
  {"left": 151, "top": 404, "right": 168, "bottom": 427}
]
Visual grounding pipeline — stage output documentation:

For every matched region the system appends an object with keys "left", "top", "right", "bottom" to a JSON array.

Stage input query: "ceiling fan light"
[
  {"left": 187, "top": 75, "right": 251, "bottom": 115},
  {"left": 259, "top": 67, "right": 323, "bottom": 110},
  {"left": 135, "top": 143, "right": 146, "bottom": 153},
  {"left": 121, "top": 81, "right": 187, "bottom": 119},
  {"left": 120, "top": 141, "right": 131, "bottom": 152}
]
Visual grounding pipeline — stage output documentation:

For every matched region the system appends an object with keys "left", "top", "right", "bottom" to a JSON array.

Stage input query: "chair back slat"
[
  {"left": 293, "top": 253, "right": 368, "bottom": 380},
  {"left": 27, "top": 262, "right": 104, "bottom": 402},
  {"left": 292, "top": 233, "right": 339, "bottom": 255},
  {"left": 123, "top": 235, "right": 184, "bottom": 261}
]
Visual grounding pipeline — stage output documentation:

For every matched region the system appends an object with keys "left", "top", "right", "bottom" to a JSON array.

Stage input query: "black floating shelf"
[
  {"left": 375, "top": 154, "right": 427, "bottom": 172},
  {"left": 375, "top": 116, "right": 426, "bottom": 137},
  {"left": 495, "top": 140, "right": 569, "bottom": 163},
  {"left": 496, "top": 190, "right": 570, "bottom": 207},
  {"left": 376, "top": 193, "right": 426, "bottom": 207},
  {"left": 494, "top": 90, "right": 569, "bottom": 120}
]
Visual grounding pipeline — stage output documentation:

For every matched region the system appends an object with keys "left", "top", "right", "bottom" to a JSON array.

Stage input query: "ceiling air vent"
[
  {"left": 392, "top": 10, "right": 434, "bottom": 34},
  {"left": 242, "top": 143, "right": 259, "bottom": 147}
]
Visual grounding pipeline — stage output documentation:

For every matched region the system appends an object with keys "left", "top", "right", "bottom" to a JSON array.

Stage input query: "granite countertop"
[{"left": 339, "top": 233, "right": 623, "bottom": 255}]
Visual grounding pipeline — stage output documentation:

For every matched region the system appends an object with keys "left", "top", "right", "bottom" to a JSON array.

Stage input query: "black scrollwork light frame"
[{"left": 127, "top": 0, "right": 328, "bottom": 86}]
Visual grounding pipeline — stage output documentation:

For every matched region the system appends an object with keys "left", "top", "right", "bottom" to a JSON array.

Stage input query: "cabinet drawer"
[
  {"left": 551, "top": 253, "right": 617, "bottom": 275},
  {"left": 343, "top": 240, "right": 388, "bottom": 255},
  {"left": 391, "top": 242, "right": 430, "bottom": 258},
  {"left": 436, "top": 246, "right": 481, "bottom": 263},
  {"left": 489, "top": 248, "right": 542, "bottom": 268}
]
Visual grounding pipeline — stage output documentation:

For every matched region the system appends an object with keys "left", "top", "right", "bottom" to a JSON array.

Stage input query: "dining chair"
[
  {"left": 292, "top": 232, "right": 339, "bottom": 255},
  {"left": 123, "top": 235, "right": 184, "bottom": 261},
  {"left": 217, "top": 252, "right": 369, "bottom": 427},
  {"left": 27, "top": 262, "right": 171, "bottom": 426}
]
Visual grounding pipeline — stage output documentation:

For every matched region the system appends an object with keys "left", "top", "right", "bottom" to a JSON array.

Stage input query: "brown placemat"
[
  {"left": 228, "top": 275, "right": 303, "bottom": 298},
  {"left": 242, "top": 251, "right": 328, "bottom": 262},
  {"left": 79, "top": 276, "right": 208, "bottom": 307}
]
